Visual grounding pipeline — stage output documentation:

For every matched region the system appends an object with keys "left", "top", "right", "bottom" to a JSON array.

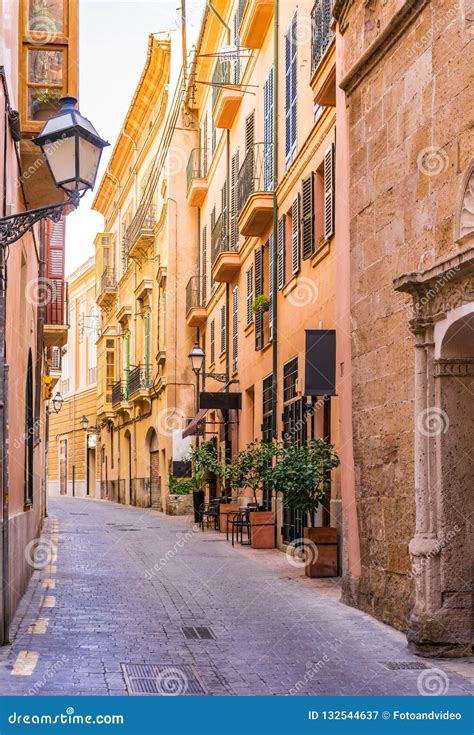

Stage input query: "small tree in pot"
[{"left": 273, "top": 439, "right": 340, "bottom": 576}]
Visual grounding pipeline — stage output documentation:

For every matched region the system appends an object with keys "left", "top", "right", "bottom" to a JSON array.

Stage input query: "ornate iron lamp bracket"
[
  {"left": 203, "top": 372, "right": 228, "bottom": 384},
  {"left": 0, "top": 195, "right": 79, "bottom": 248}
]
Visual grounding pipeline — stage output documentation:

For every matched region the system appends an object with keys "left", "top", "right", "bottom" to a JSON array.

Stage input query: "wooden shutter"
[
  {"left": 285, "top": 14, "right": 297, "bottom": 167},
  {"left": 245, "top": 110, "right": 255, "bottom": 152},
  {"left": 220, "top": 303, "right": 226, "bottom": 353},
  {"left": 291, "top": 195, "right": 301, "bottom": 275},
  {"left": 324, "top": 143, "right": 335, "bottom": 240},
  {"left": 268, "top": 235, "right": 274, "bottom": 342},
  {"left": 233, "top": 12, "right": 241, "bottom": 84},
  {"left": 45, "top": 216, "right": 66, "bottom": 324},
  {"left": 210, "top": 319, "right": 215, "bottom": 364},
  {"left": 202, "top": 113, "right": 208, "bottom": 175},
  {"left": 263, "top": 67, "right": 274, "bottom": 191},
  {"left": 246, "top": 265, "right": 254, "bottom": 324},
  {"left": 232, "top": 286, "right": 238, "bottom": 374},
  {"left": 254, "top": 248, "right": 264, "bottom": 351},
  {"left": 301, "top": 172, "right": 315, "bottom": 259},
  {"left": 277, "top": 214, "right": 286, "bottom": 289},
  {"left": 201, "top": 225, "right": 207, "bottom": 304},
  {"left": 230, "top": 151, "right": 240, "bottom": 249}
]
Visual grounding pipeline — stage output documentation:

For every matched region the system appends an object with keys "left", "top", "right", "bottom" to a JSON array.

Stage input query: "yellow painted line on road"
[
  {"left": 44, "top": 565, "right": 56, "bottom": 574},
  {"left": 12, "top": 651, "right": 39, "bottom": 676},
  {"left": 28, "top": 619, "right": 49, "bottom": 635},
  {"left": 42, "top": 579, "right": 56, "bottom": 589},
  {"left": 42, "top": 596, "right": 56, "bottom": 608}
]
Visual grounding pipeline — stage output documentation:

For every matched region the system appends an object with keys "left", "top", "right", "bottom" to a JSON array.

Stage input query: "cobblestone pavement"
[{"left": 1, "top": 497, "right": 472, "bottom": 696}]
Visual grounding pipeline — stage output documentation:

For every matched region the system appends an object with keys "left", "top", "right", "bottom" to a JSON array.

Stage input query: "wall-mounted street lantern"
[
  {"left": 79, "top": 415, "right": 90, "bottom": 432},
  {"left": 188, "top": 343, "right": 227, "bottom": 383},
  {"left": 52, "top": 392, "right": 63, "bottom": 414},
  {"left": 0, "top": 96, "right": 109, "bottom": 247}
]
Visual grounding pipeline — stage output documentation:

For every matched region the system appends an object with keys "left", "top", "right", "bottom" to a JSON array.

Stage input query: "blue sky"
[{"left": 66, "top": 0, "right": 204, "bottom": 274}]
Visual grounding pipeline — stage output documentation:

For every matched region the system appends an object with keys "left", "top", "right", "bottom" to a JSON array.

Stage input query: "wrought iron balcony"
[
  {"left": 211, "top": 213, "right": 241, "bottom": 282},
  {"left": 212, "top": 55, "right": 243, "bottom": 128},
  {"left": 44, "top": 279, "right": 69, "bottom": 348},
  {"left": 238, "top": 143, "right": 274, "bottom": 237},
  {"left": 311, "top": 0, "right": 334, "bottom": 75},
  {"left": 129, "top": 364, "right": 152, "bottom": 397},
  {"left": 112, "top": 380, "right": 128, "bottom": 407},
  {"left": 97, "top": 267, "right": 117, "bottom": 307},
  {"left": 211, "top": 213, "right": 230, "bottom": 265},
  {"left": 186, "top": 276, "right": 207, "bottom": 328},
  {"left": 186, "top": 148, "right": 208, "bottom": 206},
  {"left": 125, "top": 204, "right": 156, "bottom": 257}
]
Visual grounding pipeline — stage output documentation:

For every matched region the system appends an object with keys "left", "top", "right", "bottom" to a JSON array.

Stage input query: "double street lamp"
[{"left": 0, "top": 96, "right": 109, "bottom": 246}]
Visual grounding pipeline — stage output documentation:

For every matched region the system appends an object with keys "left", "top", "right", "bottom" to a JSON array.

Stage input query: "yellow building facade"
[
  {"left": 47, "top": 257, "right": 99, "bottom": 498},
  {"left": 92, "top": 1, "right": 341, "bottom": 547}
]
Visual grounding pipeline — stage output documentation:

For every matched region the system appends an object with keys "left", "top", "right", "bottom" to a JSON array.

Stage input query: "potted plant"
[
  {"left": 167, "top": 474, "right": 194, "bottom": 516},
  {"left": 188, "top": 440, "right": 223, "bottom": 523},
  {"left": 251, "top": 294, "right": 270, "bottom": 315},
  {"left": 226, "top": 440, "right": 281, "bottom": 547},
  {"left": 31, "top": 89, "right": 62, "bottom": 122},
  {"left": 273, "top": 439, "right": 340, "bottom": 576}
]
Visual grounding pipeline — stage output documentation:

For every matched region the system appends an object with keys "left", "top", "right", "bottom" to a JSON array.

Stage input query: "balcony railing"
[
  {"left": 129, "top": 364, "right": 152, "bottom": 395},
  {"left": 187, "top": 148, "right": 207, "bottom": 193},
  {"left": 186, "top": 276, "right": 205, "bottom": 315},
  {"left": 211, "top": 212, "right": 231, "bottom": 265},
  {"left": 101, "top": 267, "right": 116, "bottom": 293},
  {"left": 212, "top": 56, "right": 231, "bottom": 108},
  {"left": 125, "top": 204, "right": 156, "bottom": 255},
  {"left": 45, "top": 279, "right": 69, "bottom": 326},
  {"left": 112, "top": 380, "right": 127, "bottom": 406},
  {"left": 238, "top": 143, "right": 273, "bottom": 214},
  {"left": 311, "top": 0, "right": 334, "bottom": 75}
]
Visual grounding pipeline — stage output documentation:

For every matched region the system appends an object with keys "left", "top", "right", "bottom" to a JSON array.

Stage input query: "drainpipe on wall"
[
  {"left": 271, "top": 0, "right": 279, "bottom": 441},
  {"left": 1, "top": 68, "right": 10, "bottom": 644}
]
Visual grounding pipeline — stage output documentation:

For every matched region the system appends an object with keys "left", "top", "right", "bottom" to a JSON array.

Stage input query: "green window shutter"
[{"left": 302, "top": 172, "right": 315, "bottom": 259}]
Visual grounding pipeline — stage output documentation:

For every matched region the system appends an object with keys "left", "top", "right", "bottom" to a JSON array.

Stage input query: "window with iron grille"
[
  {"left": 220, "top": 303, "right": 226, "bottom": 354},
  {"left": 282, "top": 358, "right": 306, "bottom": 447},
  {"left": 285, "top": 13, "right": 298, "bottom": 168},
  {"left": 246, "top": 265, "right": 254, "bottom": 324},
  {"left": 232, "top": 286, "right": 238, "bottom": 375}
]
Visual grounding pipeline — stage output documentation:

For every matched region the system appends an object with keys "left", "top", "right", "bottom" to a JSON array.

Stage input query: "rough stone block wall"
[{"left": 342, "top": 0, "right": 473, "bottom": 630}]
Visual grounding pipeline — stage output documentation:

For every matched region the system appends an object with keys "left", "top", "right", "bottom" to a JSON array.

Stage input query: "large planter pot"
[
  {"left": 167, "top": 493, "right": 193, "bottom": 516},
  {"left": 219, "top": 503, "right": 239, "bottom": 534},
  {"left": 303, "top": 527, "right": 338, "bottom": 577},
  {"left": 249, "top": 511, "right": 275, "bottom": 549}
]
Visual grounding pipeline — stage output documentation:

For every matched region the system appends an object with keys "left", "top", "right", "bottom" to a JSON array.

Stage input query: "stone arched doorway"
[
  {"left": 394, "top": 162, "right": 474, "bottom": 656},
  {"left": 147, "top": 428, "right": 161, "bottom": 511}
]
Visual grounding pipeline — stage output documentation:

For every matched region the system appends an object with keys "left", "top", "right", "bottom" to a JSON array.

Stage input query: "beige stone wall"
[{"left": 337, "top": 0, "right": 473, "bottom": 629}]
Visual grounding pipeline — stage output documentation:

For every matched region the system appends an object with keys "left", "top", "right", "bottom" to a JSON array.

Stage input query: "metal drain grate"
[
  {"left": 116, "top": 528, "right": 140, "bottom": 532},
  {"left": 183, "top": 626, "right": 215, "bottom": 640},
  {"left": 381, "top": 661, "right": 428, "bottom": 670},
  {"left": 122, "top": 663, "right": 206, "bottom": 695},
  {"left": 69, "top": 513, "right": 89, "bottom": 516}
]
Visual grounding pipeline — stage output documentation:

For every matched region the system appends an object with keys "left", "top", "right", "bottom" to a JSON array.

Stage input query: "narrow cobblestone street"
[{"left": 1, "top": 498, "right": 472, "bottom": 697}]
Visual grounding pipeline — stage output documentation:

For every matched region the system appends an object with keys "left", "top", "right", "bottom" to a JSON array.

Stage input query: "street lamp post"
[{"left": 52, "top": 392, "right": 64, "bottom": 414}]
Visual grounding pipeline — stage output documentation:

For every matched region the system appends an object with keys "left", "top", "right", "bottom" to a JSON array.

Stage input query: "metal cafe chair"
[
  {"left": 199, "top": 499, "right": 220, "bottom": 531},
  {"left": 229, "top": 503, "right": 260, "bottom": 546}
]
